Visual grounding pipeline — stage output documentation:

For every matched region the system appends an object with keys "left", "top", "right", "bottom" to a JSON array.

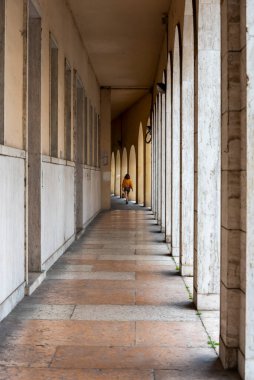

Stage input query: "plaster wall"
[
  {"left": 0, "top": 151, "right": 25, "bottom": 313},
  {"left": 4, "top": 0, "right": 23, "bottom": 148},
  {"left": 41, "top": 160, "right": 75, "bottom": 265},
  {"left": 83, "top": 168, "right": 101, "bottom": 224}
]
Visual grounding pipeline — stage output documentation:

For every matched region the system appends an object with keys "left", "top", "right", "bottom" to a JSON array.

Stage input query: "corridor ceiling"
[{"left": 66, "top": 0, "right": 171, "bottom": 119}]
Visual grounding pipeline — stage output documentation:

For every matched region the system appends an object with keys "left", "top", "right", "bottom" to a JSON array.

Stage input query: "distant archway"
[
  {"left": 111, "top": 152, "right": 115, "bottom": 194},
  {"left": 115, "top": 150, "right": 121, "bottom": 197},
  {"left": 138, "top": 123, "right": 144, "bottom": 205},
  {"left": 129, "top": 145, "right": 136, "bottom": 202}
]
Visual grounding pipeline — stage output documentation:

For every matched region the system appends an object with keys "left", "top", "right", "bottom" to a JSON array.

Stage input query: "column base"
[
  {"left": 172, "top": 247, "right": 179, "bottom": 257},
  {"left": 193, "top": 289, "right": 220, "bottom": 310},
  {"left": 219, "top": 336, "right": 238, "bottom": 369},
  {"left": 180, "top": 264, "right": 193, "bottom": 277},
  {"left": 238, "top": 349, "right": 254, "bottom": 380}
]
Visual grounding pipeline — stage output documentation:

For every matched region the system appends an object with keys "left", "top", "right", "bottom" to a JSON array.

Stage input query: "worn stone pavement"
[{"left": 0, "top": 198, "right": 240, "bottom": 379}]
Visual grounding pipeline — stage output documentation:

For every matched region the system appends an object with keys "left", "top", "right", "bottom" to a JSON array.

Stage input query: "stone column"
[
  {"left": 27, "top": 11, "right": 42, "bottom": 272},
  {"left": 172, "top": 30, "right": 180, "bottom": 258},
  {"left": 165, "top": 57, "right": 172, "bottom": 243},
  {"left": 161, "top": 92, "right": 166, "bottom": 232},
  {"left": 238, "top": 1, "right": 254, "bottom": 377},
  {"left": 154, "top": 100, "right": 158, "bottom": 219},
  {"left": 193, "top": 0, "right": 221, "bottom": 310},
  {"left": 180, "top": 0, "right": 194, "bottom": 276},
  {"left": 100, "top": 88, "right": 111, "bottom": 209},
  {"left": 152, "top": 110, "right": 156, "bottom": 214},
  {"left": 157, "top": 95, "right": 162, "bottom": 225},
  {"left": 220, "top": 0, "right": 241, "bottom": 369}
]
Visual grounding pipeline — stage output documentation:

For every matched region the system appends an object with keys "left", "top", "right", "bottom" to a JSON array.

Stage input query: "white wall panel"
[
  {"left": 83, "top": 168, "right": 101, "bottom": 225},
  {"left": 41, "top": 162, "right": 75, "bottom": 264},
  {"left": 0, "top": 155, "right": 25, "bottom": 304}
]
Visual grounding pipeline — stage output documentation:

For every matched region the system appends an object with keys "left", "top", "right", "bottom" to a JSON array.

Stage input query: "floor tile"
[
  {"left": 72, "top": 305, "right": 199, "bottom": 321},
  {"left": 0, "top": 368, "right": 154, "bottom": 380},
  {"left": 51, "top": 346, "right": 217, "bottom": 369},
  {"left": 0, "top": 320, "right": 135, "bottom": 347}
]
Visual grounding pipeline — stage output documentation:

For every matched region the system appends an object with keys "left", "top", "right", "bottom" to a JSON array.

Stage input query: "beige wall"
[
  {"left": 4, "top": 0, "right": 24, "bottom": 148},
  {"left": 4, "top": 0, "right": 100, "bottom": 156},
  {"left": 112, "top": 93, "right": 151, "bottom": 156},
  {"left": 37, "top": 0, "right": 100, "bottom": 157}
]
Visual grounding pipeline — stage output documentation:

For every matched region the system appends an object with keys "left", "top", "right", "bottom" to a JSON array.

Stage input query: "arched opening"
[
  {"left": 115, "top": 150, "right": 121, "bottom": 197},
  {"left": 165, "top": 54, "right": 172, "bottom": 243},
  {"left": 110, "top": 152, "right": 115, "bottom": 195},
  {"left": 172, "top": 26, "right": 181, "bottom": 258},
  {"left": 181, "top": 0, "right": 194, "bottom": 276},
  {"left": 129, "top": 145, "right": 136, "bottom": 202},
  {"left": 145, "top": 117, "right": 152, "bottom": 207},
  {"left": 121, "top": 147, "right": 128, "bottom": 189},
  {"left": 138, "top": 123, "right": 144, "bottom": 205}
]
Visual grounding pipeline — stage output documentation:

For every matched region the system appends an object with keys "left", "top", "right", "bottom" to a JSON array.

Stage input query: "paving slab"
[{"left": 72, "top": 305, "right": 199, "bottom": 321}]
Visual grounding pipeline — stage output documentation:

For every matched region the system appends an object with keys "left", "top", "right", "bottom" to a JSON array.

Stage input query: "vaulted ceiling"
[{"left": 67, "top": 0, "right": 171, "bottom": 119}]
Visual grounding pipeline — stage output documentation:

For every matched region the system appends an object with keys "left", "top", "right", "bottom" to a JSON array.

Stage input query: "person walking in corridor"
[{"left": 122, "top": 174, "right": 133, "bottom": 204}]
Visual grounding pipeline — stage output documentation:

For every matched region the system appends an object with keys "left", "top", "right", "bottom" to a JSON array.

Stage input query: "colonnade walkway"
[{"left": 0, "top": 198, "right": 240, "bottom": 379}]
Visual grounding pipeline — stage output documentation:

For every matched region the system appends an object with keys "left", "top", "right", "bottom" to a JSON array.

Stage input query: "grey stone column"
[
  {"left": 165, "top": 57, "right": 172, "bottom": 243},
  {"left": 193, "top": 0, "right": 221, "bottom": 311},
  {"left": 220, "top": 0, "right": 242, "bottom": 369},
  {"left": 180, "top": 0, "right": 194, "bottom": 276},
  {"left": 238, "top": 0, "right": 254, "bottom": 377},
  {"left": 154, "top": 101, "right": 158, "bottom": 219},
  {"left": 161, "top": 93, "right": 166, "bottom": 232},
  {"left": 172, "top": 29, "right": 180, "bottom": 258},
  {"left": 157, "top": 95, "right": 162, "bottom": 225},
  {"left": 100, "top": 88, "right": 111, "bottom": 209},
  {"left": 27, "top": 11, "right": 42, "bottom": 272}
]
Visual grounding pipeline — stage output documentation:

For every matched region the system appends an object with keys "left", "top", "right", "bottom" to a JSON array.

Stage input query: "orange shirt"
[{"left": 122, "top": 178, "right": 133, "bottom": 189}]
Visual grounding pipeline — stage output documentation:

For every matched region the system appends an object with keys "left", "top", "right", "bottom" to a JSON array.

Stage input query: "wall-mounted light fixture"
[
  {"left": 145, "top": 125, "right": 152, "bottom": 144},
  {"left": 156, "top": 82, "right": 166, "bottom": 94}
]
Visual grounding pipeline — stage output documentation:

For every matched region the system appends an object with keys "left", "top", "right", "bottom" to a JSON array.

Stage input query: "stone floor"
[{"left": 0, "top": 197, "right": 240, "bottom": 379}]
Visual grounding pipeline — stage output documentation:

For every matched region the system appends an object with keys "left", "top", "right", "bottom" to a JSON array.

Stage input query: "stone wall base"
[
  {"left": 219, "top": 336, "right": 238, "bottom": 369},
  {"left": 193, "top": 290, "right": 220, "bottom": 311}
]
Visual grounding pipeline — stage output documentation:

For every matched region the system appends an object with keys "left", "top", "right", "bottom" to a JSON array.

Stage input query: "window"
[
  {"left": 89, "top": 102, "right": 93, "bottom": 165},
  {"left": 84, "top": 96, "right": 88, "bottom": 164},
  {"left": 64, "top": 59, "right": 71, "bottom": 161},
  {"left": 50, "top": 35, "right": 58, "bottom": 157}
]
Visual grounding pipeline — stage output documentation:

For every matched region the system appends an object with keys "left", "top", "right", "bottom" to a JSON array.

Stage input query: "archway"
[
  {"left": 129, "top": 145, "right": 136, "bottom": 202},
  {"left": 138, "top": 123, "right": 144, "bottom": 205},
  {"left": 172, "top": 26, "right": 181, "bottom": 258},
  {"left": 110, "top": 152, "right": 115, "bottom": 195}
]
